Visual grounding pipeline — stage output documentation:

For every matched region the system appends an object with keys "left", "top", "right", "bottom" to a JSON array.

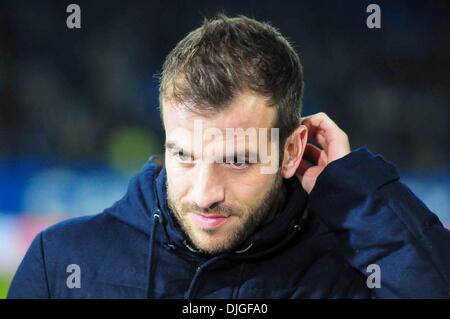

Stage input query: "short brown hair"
[{"left": 159, "top": 14, "right": 304, "bottom": 145}]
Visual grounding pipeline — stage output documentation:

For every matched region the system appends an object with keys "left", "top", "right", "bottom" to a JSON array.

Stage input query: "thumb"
[{"left": 296, "top": 166, "right": 325, "bottom": 194}]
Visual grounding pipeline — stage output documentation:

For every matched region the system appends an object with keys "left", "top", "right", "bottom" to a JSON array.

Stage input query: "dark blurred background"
[{"left": 0, "top": 0, "right": 449, "bottom": 296}]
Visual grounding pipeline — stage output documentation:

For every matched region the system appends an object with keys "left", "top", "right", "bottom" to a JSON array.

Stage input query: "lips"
[{"left": 193, "top": 213, "right": 230, "bottom": 229}]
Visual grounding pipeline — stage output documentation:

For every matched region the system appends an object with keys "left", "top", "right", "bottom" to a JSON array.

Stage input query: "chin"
[{"left": 191, "top": 234, "right": 235, "bottom": 254}]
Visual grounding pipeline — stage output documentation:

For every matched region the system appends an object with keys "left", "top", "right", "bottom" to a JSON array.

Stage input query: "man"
[{"left": 8, "top": 15, "right": 450, "bottom": 298}]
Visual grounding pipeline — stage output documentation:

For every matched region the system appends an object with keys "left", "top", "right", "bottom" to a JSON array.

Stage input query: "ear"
[{"left": 281, "top": 125, "right": 308, "bottom": 179}]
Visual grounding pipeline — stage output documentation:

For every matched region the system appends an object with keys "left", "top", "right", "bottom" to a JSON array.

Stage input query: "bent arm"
[{"left": 308, "top": 147, "right": 450, "bottom": 298}]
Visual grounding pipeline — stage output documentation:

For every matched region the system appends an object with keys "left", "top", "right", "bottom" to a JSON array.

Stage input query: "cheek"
[
  {"left": 229, "top": 171, "right": 275, "bottom": 207},
  {"left": 169, "top": 179, "right": 188, "bottom": 199},
  {"left": 166, "top": 166, "right": 190, "bottom": 199}
]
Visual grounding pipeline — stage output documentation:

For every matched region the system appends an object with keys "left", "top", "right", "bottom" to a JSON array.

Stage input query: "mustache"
[{"left": 183, "top": 203, "right": 239, "bottom": 217}]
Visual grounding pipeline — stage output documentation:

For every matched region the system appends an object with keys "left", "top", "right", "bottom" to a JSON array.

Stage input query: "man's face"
[{"left": 162, "top": 91, "right": 283, "bottom": 254}]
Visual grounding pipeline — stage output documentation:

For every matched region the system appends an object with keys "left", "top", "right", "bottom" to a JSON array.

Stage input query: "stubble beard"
[{"left": 167, "top": 173, "right": 283, "bottom": 255}]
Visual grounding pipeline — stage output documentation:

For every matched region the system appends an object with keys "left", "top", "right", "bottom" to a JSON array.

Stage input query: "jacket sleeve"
[
  {"left": 308, "top": 147, "right": 450, "bottom": 298},
  {"left": 7, "top": 232, "right": 50, "bottom": 299}
]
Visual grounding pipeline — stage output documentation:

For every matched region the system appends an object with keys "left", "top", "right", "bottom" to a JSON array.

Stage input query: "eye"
[
  {"left": 229, "top": 162, "right": 249, "bottom": 169},
  {"left": 173, "top": 150, "right": 194, "bottom": 163},
  {"left": 225, "top": 157, "right": 251, "bottom": 170}
]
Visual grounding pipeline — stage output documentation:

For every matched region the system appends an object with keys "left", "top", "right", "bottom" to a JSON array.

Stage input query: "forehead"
[{"left": 162, "top": 91, "right": 276, "bottom": 133}]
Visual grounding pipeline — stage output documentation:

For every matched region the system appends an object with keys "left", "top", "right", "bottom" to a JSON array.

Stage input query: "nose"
[{"left": 190, "top": 164, "right": 225, "bottom": 210}]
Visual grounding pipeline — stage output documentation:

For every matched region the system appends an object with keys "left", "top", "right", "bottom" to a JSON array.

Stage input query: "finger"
[
  {"left": 303, "top": 143, "right": 328, "bottom": 167},
  {"left": 296, "top": 158, "right": 313, "bottom": 176},
  {"left": 296, "top": 165, "right": 325, "bottom": 194},
  {"left": 301, "top": 112, "right": 339, "bottom": 132},
  {"left": 303, "top": 143, "right": 321, "bottom": 164},
  {"left": 314, "top": 131, "right": 328, "bottom": 153},
  {"left": 301, "top": 112, "right": 347, "bottom": 145},
  {"left": 301, "top": 112, "right": 350, "bottom": 159}
]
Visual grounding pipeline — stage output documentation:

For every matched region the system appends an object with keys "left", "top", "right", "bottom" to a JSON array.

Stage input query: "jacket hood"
[
  {"left": 108, "top": 159, "right": 309, "bottom": 258},
  {"left": 107, "top": 160, "right": 161, "bottom": 236}
]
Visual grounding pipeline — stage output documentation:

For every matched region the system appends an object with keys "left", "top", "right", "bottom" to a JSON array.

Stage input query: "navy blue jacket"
[{"left": 7, "top": 148, "right": 450, "bottom": 298}]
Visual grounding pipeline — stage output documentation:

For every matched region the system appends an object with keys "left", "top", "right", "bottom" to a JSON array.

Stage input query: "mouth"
[{"left": 192, "top": 213, "right": 232, "bottom": 230}]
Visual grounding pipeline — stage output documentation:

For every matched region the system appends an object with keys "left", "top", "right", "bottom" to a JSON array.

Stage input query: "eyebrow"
[
  {"left": 166, "top": 141, "right": 190, "bottom": 154},
  {"left": 165, "top": 141, "right": 178, "bottom": 151},
  {"left": 165, "top": 141, "right": 260, "bottom": 162}
]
